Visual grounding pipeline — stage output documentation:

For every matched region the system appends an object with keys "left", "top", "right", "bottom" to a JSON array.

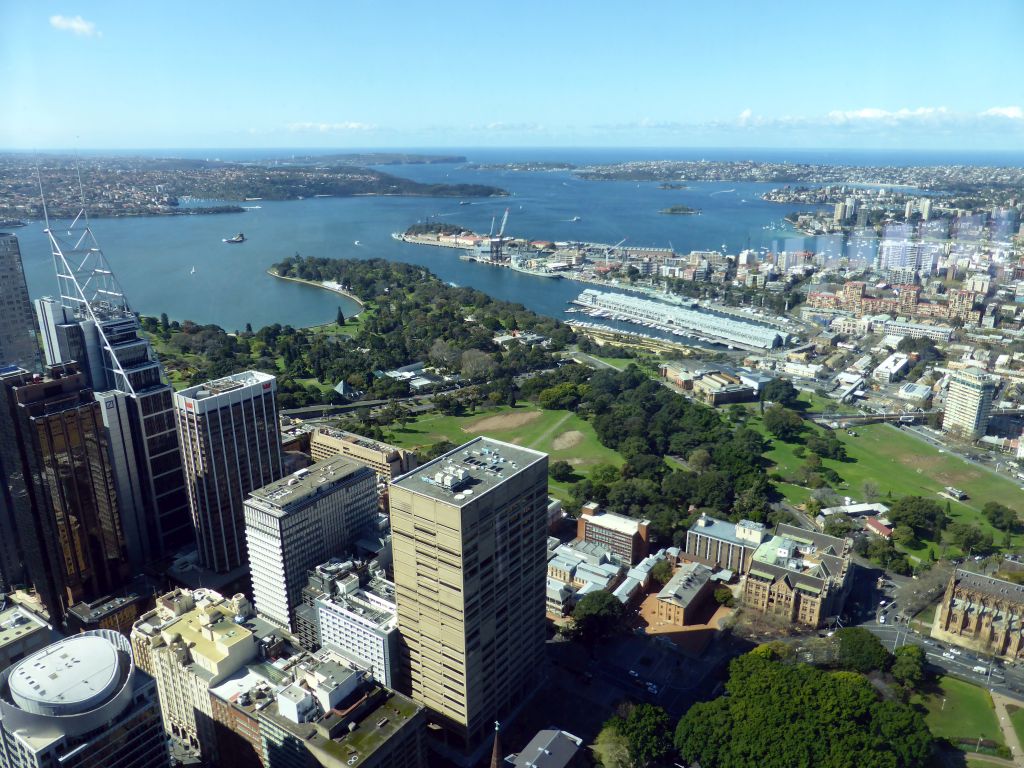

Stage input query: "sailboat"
[{"left": 190, "top": 265, "right": 196, "bottom": 275}]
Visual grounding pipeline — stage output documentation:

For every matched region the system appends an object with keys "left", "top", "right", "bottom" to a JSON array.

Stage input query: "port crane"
[
  {"left": 489, "top": 207, "right": 511, "bottom": 261},
  {"left": 604, "top": 237, "right": 627, "bottom": 266}
]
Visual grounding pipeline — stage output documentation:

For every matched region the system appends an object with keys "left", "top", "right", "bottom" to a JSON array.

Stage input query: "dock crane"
[
  {"left": 605, "top": 237, "right": 627, "bottom": 267},
  {"left": 489, "top": 207, "right": 511, "bottom": 261}
]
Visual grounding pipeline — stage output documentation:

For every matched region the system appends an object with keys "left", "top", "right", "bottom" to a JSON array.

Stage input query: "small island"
[
  {"left": 658, "top": 182, "right": 690, "bottom": 190},
  {"left": 659, "top": 204, "right": 700, "bottom": 215}
]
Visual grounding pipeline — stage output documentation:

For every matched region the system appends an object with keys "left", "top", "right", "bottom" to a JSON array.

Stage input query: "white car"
[
  {"left": 879, "top": 615, "right": 886, "bottom": 624},
  {"left": 942, "top": 652, "right": 955, "bottom": 659},
  {"left": 949, "top": 648, "right": 962, "bottom": 656}
]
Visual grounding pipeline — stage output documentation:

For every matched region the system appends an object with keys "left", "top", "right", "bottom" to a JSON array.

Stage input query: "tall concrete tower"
[{"left": 387, "top": 437, "right": 548, "bottom": 765}]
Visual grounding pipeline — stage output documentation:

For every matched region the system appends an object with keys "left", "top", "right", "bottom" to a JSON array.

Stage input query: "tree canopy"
[
  {"left": 674, "top": 649, "right": 933, "bottom": 768},
  {"left": 571, "top": 590, "right": 625, "bottom": 644}
]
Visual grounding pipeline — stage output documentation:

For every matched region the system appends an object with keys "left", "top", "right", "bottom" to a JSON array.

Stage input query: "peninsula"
[{"left": 0, "top": 154, "right": 506, "bottom": 220}]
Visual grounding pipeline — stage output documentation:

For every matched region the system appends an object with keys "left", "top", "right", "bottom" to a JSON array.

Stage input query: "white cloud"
[
  {"left": 49, "top": 14, "right": 100, "bottom": 37},
  {"left": 982, "top": 106, "right": 1023, "bottom": 120},
  {"left": 826, "top": 107, "right": 949, "bottom": 124},
  {"left": 286, "top": 122, "right": 377, "bottom": 133}
]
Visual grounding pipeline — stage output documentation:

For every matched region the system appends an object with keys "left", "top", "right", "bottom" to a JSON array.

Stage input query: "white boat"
[
  {"left": 354, "top": 240, "right": 361, "bottom": 246},
  {"left": 190, "top": 266, "right": 195, "bottom": 275}
]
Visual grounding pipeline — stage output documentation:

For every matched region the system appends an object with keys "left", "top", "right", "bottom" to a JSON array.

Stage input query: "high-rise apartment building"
[
  {"left": 0, "top": 630, "right": 167, "bottom": 768},
  {"left": 0, "top": 233, "right": 40, "bottom": 373},
  {"left": 388, "top": 437, "right": 548, "bottom": 762},
  {"left": 175, "top": 371, "right": 283, "bottom": 573},
  {"left": 35, "top": 222, "right": 192, "bottom": 566},
  {"left": 943, "top": 367, "right": 996, "bottom": 440},
  {"left": 244, "top": 456, "right": 377, "bottom": 630},
  {"left": 0, "top": 364, "right": 131, "bottom": 623}
]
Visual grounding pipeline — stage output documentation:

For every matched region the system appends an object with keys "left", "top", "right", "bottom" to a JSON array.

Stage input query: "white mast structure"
[{"left": 35, "top": 166, "right": 192, "bottom": 564}]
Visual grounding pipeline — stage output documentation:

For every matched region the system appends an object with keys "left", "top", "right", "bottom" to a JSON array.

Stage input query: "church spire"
[{"left": 490, "top": 721, "right": 502, "bottom": 768}]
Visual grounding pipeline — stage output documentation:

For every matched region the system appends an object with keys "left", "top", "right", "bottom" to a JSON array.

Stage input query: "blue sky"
[{"left": 2, "top": 0, "right": 1023, "bottom": 150}]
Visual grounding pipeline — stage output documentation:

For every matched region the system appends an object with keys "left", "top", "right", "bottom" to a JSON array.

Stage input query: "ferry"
[{"left": 223, "top": 233, "right": 246, "bottom": 244}]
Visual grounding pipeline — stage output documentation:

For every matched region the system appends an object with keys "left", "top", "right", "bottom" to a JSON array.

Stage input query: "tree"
[
  {"left": 460, "top": 349, "right": 497, "bottom": 380},
  {"left": 336, "top": 306, "right": 346, "bottom": 327},
  {"left": 614, "top": 704, "right": 674, "bottom": 767},
  {"left": 571, "top": 590, "right": 625, "bottom": 644},
  {"left": 674, "top": 649, "right": 932, "bottom": 768},
  {"left": 983, "top": 501, "right": 1018, "bottom": 532},
  {"left": 688, "top": 447, "right": 712, "bottom": 473},
  {"left": 888, "top": 496, "right": 946, "bottom": 539},
  {"left": 891, "top": 645, "right": 925, "bottom": 689},
  {"left": 892, "top": 525, "right": 917, "bottom": 548},
  {"left": 650, "top": 560, "right": 673, "bottom": 587},
  {"left": 549, "top": 460, "right": 576, "bottom": 482},
  {"left": 713, "top": 586, "right": 734, "bottom": 607},
  {"left": 160, "top": 312, "right": 170, "bottom": 333},
  {"left": 947, "top": 522, "right": 994, "bottom": 554},
  {"left": 762, "top": 377, "right": 799, "bottom": 407},
  {"left": 833, "top": 627, "right": 891, "bottom": 673},
  {"left": 763, "top": 405, "right": 803, "bottom": 442}
]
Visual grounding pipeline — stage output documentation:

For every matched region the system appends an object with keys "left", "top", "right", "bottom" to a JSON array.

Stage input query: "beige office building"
[
  {"left": 310, "top": 426, "right": 417, "bottom": 480},
  {"left": 388, "top": 437, "right": 548, "bottom": 762}
]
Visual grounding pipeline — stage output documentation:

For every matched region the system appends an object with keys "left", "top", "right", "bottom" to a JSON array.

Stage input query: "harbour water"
[{"left": 15, "top": 148, "right": 1018, "bottom": 331}]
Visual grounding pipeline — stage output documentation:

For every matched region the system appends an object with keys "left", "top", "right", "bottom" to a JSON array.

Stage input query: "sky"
[{"left": 2, "top": 0, "right": 1023, "bottom": 150}]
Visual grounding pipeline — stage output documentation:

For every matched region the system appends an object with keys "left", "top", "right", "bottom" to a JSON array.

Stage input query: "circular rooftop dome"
[{"left": 8, "top": 635, "right": 120, "bottom": 716}]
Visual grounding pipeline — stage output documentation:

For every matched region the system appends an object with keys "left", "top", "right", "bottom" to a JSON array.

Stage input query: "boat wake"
[{"left": 710, "top": 188, "right": 737, "bottom": 196}]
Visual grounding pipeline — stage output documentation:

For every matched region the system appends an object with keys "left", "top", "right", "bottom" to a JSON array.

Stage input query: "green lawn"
[
  {"left": 306, "top": 306, "right": 374, "bottom": 338},
  {"left": 385, "top": 404, "right": 623, "bottom": 501},
  {"left": 1007, "top": 704, "right": 1024, "bottom": 750},
  {"left": 914, "top": 676, "right": 1004, "bottom": 747},
  {"left": 745, "top": 398, "right": 1024, "bottom": 555}
]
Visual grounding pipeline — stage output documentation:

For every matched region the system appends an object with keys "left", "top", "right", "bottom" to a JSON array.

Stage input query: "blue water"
[{"left": 15, "top": 148, "right": 1020, "bottom": 330}]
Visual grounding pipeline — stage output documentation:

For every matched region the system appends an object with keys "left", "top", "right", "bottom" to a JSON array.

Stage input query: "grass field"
[
  {"left": 385, "top": 404, "right": 623, "bottom": 500},
  {"left": 1007, "top": 704, "right": 1024, "bottom": 750},
  {"left": 743, "top": 392, "right": 1024, "bottom": 556},
  {"left": 914, "top": 676, "right": 1004, "bottom": 747}
]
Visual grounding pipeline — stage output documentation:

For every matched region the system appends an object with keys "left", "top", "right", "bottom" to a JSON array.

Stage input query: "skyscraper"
[
  {"left": 0, "top": 233, "right": 40, "bottom": 373},
  {"left": 244, "top": 456, "right": 378, "bottom": 630},
  {"left": 35, "top": 220, "right": 192, "bottom": 566},
  {"left": 174, "top": 371, "right": 283, "bottom": 573},
  {"left": 388, "top": 437, "right": 548, "bottom": 763},
  {"left": 0, "top": 630, "right": 166, "bottom": 768},
  {"left": 0, "top": 365, "right": 131, "bottom": 623},
  {"left": 943, "top": 367, "right": 996, "bottom": 440}
]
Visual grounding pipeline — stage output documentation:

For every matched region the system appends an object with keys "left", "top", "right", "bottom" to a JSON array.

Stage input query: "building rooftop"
[
  {"left": 953, "top": 569, "right": 1024, "bottom": 602},
  {"left": 314, "top": 427, "right": 405, "bottom": 457},
  {"left": 8, "top": 635, "right": 120, "bottom": 714},
  {"left": 688, "top": 514, "right": 766, "bottom": 547},
  {"left": 248, "top": 456, "right": 373, "bottom": 514},
  {"left": 583, "top": 510, "right": 647, "bottom": 536},
  {"left": 508, "top": 728, "right": 583, "bottom": 768},
  {"left": 391, "top": 437, "right": 545, "bottom": 506},
  {"left": 748, "top": 524, "right": 849, "bottom": 594},
  {"left": 0, "top": 603, "right": 50, "bottom": 650},
  {"left": 657, "top": 562, "right": 713, "bottom": 608},
  {"left": 177, "top": 370, "right": 275, "bottom": 401}
]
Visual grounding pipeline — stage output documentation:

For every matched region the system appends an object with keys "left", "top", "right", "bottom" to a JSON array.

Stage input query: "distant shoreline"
[{"left": 266, "top": 269, "right": 366, "bottom": 316}]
